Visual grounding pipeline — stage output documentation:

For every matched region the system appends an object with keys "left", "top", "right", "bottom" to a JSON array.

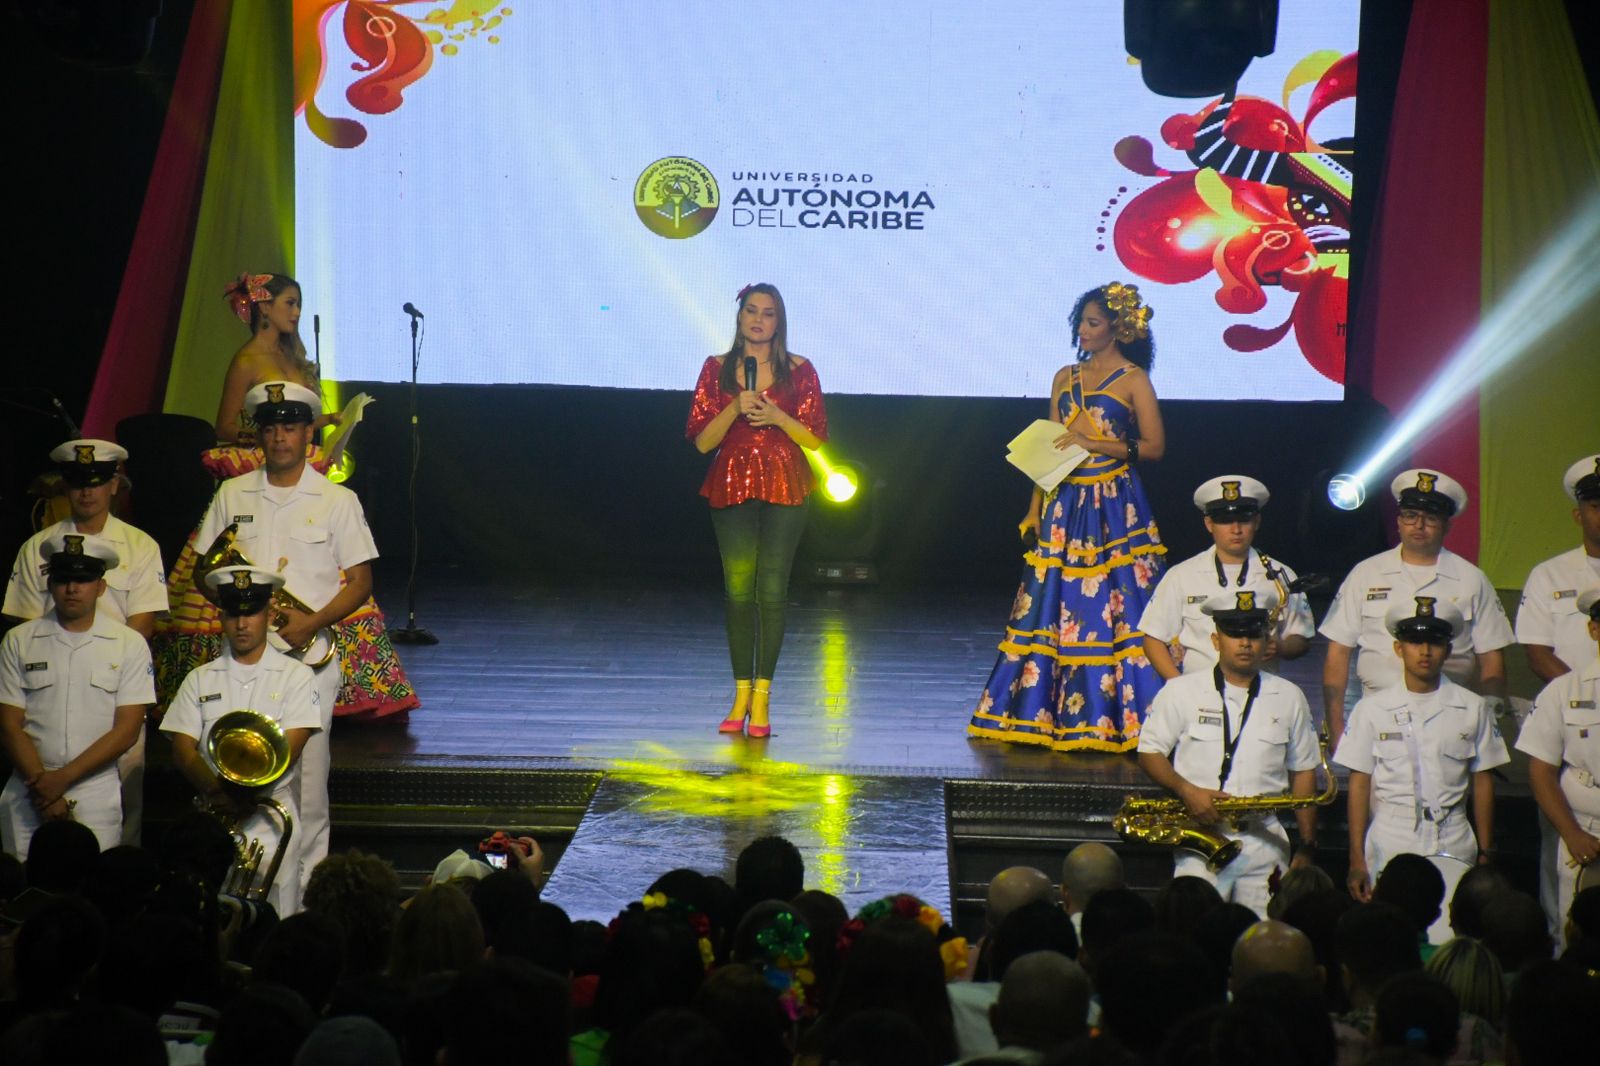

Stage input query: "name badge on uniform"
[
  {"left": 1580, "top": 729, "right": 1590, "bottom": 739},
  {"left": 235, "top": 515, "right": 254, "bottom": 524},
  {"left": 198, "top": 692, "right": 221, "bottom": 703},
  {"left": 24, "top": 662, "right": 48, "bottom": 672},
  {"left": 1366, "top": 588, "right": 1390, "bottom": 601},
  {"left": 1554, "top": 589, "right": 1576, "bottom": 600},
  {"left": 1198, "top": 714, "right": 1223, "bottom": 726},
  {"left": 1378, "top": 732, "right": 1402, "bottom": 741},
  {"left": 1186, "top": 595, "right": 1208, "bottom": 604},
  {"left": 1572, "top": 700, "right": 1597, "bottom": 709}
]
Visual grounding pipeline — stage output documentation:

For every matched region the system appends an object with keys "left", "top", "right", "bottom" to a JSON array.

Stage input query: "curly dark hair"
[
  {"left": 302, "top": 849, "right": 403, "bottom": 976},
  {"left": 1069, "top": 286, "right": 1156, "bottom": 373}
]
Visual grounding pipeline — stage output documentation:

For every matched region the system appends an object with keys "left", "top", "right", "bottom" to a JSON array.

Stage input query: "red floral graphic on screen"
[
  {"left": 1111, "top": 52, "right": 1356, "bottom": 383},
  {"left": 294, "top": 1, "right": 512, "bottom": 150}
]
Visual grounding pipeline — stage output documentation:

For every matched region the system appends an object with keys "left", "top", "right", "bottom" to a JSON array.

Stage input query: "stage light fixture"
[
  {"left": 1124, "top": 0, "right": 1279, "bottom": 98},
  {"left": 823, "top": 467, "right": 859, "bottom": 504},
  {"left": 1337, "top": 195, "right": 1600, "bottom": 497},
  {"left": 1326, "top": 473, "right": 1364, "bottom": 511}
]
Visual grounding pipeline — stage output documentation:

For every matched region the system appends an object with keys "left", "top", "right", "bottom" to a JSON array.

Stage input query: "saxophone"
[{"left": 1114, "top": 727, "right": 1339, "bottom": 871}]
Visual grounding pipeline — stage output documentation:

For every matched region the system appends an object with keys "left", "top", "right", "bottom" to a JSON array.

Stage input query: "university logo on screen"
[{"left": 635, "top": 158, "right": 935, "bottom": 236}]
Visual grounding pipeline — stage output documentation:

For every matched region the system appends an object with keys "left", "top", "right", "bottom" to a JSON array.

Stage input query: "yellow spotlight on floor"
[{"left": 823, "top": 466, "right": 859, "bottom": 504}]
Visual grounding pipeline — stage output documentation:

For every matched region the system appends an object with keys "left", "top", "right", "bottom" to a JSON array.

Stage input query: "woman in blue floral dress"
[{"left": 968, "top": 282, "right": 1168, "bottom": 753}]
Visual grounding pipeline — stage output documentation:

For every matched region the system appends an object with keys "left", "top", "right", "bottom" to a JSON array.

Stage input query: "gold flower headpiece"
[{"left": 1101, "top": 281, "right": 1152, "bottom": 343}]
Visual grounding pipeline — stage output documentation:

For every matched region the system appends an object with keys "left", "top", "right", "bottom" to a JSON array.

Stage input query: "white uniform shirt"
[
  {"left": 196, "top": 466, "right": 378, "bottom": 611},
  {"left": 1137, "top": 669, "right": 1322, "bottom": 794},
  {"left": 161, "top": 645, "right": 322, "bottom": 805},
  {"left": 1515, "top": 547, "right": 1600, "bottom": 674},
  {"left": 1515, "top": 659, "right": 1600, "bottom": 820},
  {"left": 1320, "top": 547, "right": 1515, "bottom": 693},
  {"left": 0, "top": 612, "right": 155, "bottom": 790},
  {"left": 1333, "top": 679, "right": 1510, "bottom": 817},
  {"left": 4, "top": 515, "right": 167, "bottom": 625},
  {"left": 1139, "top": 547, "right": 1316, "bottom": 673}
]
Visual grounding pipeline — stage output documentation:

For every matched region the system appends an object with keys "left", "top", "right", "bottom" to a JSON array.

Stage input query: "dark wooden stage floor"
[{"left": 301, "top": 575, "right": 1539, "bottom": 923}]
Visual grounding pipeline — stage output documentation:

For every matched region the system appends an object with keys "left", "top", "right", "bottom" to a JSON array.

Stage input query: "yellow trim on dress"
[
  {"left": 1022, "top": 541, "right": 1166, "bottom": 577},
  {"left": 996, "top": 639, "right": 1151, "bottom": 665},
  {"left": 966, "top": 719, "right": 1140, "bottom": 753}
]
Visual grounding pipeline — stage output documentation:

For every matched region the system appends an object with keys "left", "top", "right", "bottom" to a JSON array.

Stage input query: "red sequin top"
[{"left": 685, "top": 356, "right": 829, "bottom": 508}]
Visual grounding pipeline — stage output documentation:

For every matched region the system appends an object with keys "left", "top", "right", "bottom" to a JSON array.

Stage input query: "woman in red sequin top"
[{"left": 685, "top": 283, "right": 828, "bottom": 737}]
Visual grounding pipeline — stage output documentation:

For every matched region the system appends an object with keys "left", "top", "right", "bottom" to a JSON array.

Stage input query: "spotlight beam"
[{"left": 1349, "top": 195, "right": 1600, "bottom": 490}]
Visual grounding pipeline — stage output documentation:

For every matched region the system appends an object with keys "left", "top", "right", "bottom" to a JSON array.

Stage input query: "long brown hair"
[
  {"left": 717, "top": 283, "right": 796, "bottom": 393},
  {"left": 249, "top": 273, "right": 319, "bottom": 386}
]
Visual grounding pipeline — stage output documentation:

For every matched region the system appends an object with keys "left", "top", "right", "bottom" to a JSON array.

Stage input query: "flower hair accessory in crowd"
[
  {"left": 635, "top": 891, "right": 716, "bottom": 969},
  {"left": 836, "top": 893, "right": 970, "bottom": 982},
  {"left": 736, "top": 283, "right": 756, "bottom": 304},
  {"left": 750, "top": 908, "right": 816, "bottom": 1021},
  {"left": 224, "top": 272, "right": 276, "bottom": 323},
  {"left": 1101, "top": 280, "right": 1153, "bottom": 343}
]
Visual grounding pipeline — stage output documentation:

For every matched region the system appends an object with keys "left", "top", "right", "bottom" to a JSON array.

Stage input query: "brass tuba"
[
  {"left": 200, "top": 709, "right": 296, "bottom": 901},
  {"left": 1113, "top": 727, "right": 1339, "bottom": 871},
  {"left": 199, "top": 523, "right": 337, "bottom": 668}
]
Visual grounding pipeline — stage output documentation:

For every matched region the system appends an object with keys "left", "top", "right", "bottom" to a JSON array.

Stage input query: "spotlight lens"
[
  {"left": 1327, "top": 474, "right": 1365, "bottom": 511},
  {"left": 824, "top": 468, "right": 858, "bottom": 503}
]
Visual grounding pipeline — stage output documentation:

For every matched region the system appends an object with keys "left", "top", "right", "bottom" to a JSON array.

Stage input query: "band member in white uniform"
[
  {"left": 1336, "top": 596, "right": 1508, "bottom": 912},
  {"left": 1515, "top": 585, "right": 1600, "bottom": 943},
  {"left": 1516, "top": 455, "right": 1600, "bottom": 682},
  {"left": 1136, "top": 586, "right": 1323, "bottom": 917},
  {"left": 1141, "top": 476, "right": 1315, "bottom": 680},
  {"left": 162, "top": 565, "right": 320, "bottom": 916},
  {"left": 3, "top": 439, "right": 166, "bottom": 845},
  {"left": 0, "top": 533, "right": 152, "bottom": 855},
  {"left": 1320, "top": 469, "right": 1514, "bottom": 740},
  {"left": 192, "top": 381, "right": 378, "bottom": 894}
]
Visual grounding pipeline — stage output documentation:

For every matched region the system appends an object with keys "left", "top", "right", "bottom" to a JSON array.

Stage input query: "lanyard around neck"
[
  {"left": 1214, "top": 666, "right": 1262, "bottom": 789},
  {"left": 1214, "top": 549, "right": 1250, "bottom": 588}
]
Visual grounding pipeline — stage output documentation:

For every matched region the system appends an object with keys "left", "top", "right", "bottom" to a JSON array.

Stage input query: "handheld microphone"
[
  {"left": 402, "top": 302, "right": 425, "bottom": 319},
  {"left": 313, "top": 314, "right": 321, "bottom": 370},
  {"left": 313, "top": 313, "right": 320, "bottom": 335},
  {"left": 743, "top": 356, "right": 757, "bottom": 392}
]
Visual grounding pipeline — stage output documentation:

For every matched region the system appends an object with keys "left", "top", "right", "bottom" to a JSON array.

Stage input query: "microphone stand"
[{"left": 390, "top": 311, "right": 438, "bottom": 645}]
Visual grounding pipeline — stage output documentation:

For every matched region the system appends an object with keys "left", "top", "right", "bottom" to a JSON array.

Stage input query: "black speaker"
[{"left": 1125, "top": 0, "right": 1279, "bottom": 98}]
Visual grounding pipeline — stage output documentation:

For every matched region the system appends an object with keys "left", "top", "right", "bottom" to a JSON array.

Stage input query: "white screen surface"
[{"left": 295, "top": 0, "right": 1358, "bottom": 398}]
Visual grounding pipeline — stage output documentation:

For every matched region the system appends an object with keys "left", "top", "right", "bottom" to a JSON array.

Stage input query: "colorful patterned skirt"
[
  {"left": 967, "top": 457, "right": 1166, "bottom": 753},
  {"left": 151, "top": 445, "right": 419, "bottom": 723}
]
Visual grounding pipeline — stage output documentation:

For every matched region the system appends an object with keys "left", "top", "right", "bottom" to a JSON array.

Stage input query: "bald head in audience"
[
  {"left": 986, "top": 866, "right": 1054, "bottom": 930},
  {"left": 1230, "top": 919, "right": 1322, "bottom": 994},
  {"left": 988, "top": 951, "right": 1091, "bottom": 1051},
  {"left": 1060, "top": 843, "right": 1123, "bottom": 917}
]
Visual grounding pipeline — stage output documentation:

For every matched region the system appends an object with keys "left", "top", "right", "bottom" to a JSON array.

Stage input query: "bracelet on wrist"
[{"left": 1126, "top": 438, "right": 1140, "bottom": 463}]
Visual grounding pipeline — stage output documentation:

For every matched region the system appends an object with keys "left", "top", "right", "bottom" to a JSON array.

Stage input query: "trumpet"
[
  {"left": 200, "top": 709, "right": 296, "bottom": 902},
  {"left": 1114, "top": 727, "right": 1339, "bottom": 871},
  {"left": 199, "top": 523, "right": 337, "bottom": 668}
]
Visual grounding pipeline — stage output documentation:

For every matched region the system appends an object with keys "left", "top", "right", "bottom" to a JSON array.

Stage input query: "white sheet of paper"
[
  {"left": 322, "top": 392, "right": 375, "bottom": 469},
  {"left": 1005, "top": 419, "right": 1090, "bottom": 491}
]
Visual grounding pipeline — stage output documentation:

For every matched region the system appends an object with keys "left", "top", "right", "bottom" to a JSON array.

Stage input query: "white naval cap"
[
  {"left": 1577, "top": 586, "right": 1600, "bottom": 621},
  {"left": 1193, "top": 475, "right": 1270, "bottom": 518},
  {"left": 39, "top": 531, "right": 119, "bottom": 579},
  {"left": 204, "top": 565, "right": 284, "bottom": 614},
  {"left": 1200, "top": 585, "right": 1280, "bottom": 634},
  {"left": 49, "top": 438, "right": 127, "bottom": 487},
  {"left": 1564, "top": 454, "right": 1600, "bottom": 502},
  {"left": 1390, "top": 468, "right": 1467, "bottom": 517},
  {"left": 1384, "top": 595, "right": 1464, "bottom": 641},
  {"left": 244, "top": 380, "right": 320, "bottom": 424}
]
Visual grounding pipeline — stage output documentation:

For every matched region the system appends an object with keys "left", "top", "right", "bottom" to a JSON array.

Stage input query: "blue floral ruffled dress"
[{"left": 967, "top": 365, "right": 1167, "bottom": 753}]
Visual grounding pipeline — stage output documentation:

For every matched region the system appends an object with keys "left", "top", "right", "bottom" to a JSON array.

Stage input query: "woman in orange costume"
[{"left": 152, "top": 272, "right": 419, "bottom": 722}]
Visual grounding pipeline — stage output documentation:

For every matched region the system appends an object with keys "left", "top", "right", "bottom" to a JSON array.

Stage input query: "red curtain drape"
[
  {"left": 1348, "top": 0, "right": 1488, "bottom": 559},
  {"left": 81, "top": 0, "right": 234, "bottom": 438}
]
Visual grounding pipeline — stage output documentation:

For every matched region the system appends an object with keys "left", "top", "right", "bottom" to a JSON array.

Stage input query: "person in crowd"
[
  {"left": 1096, "top": 930, "right": 1219, "bottom": 1062},
  {"left": 1446, "top": 864, "right": 1512, "bottom": 940},
  {"left": 1330, "top": 902, "right": 1424, "bottom": 1061},
  {"left": 1193, "top": 902, "right": 1261, "bottom": 996},
  {"left": 251, "top": 911, "right": 346, "bottom": 1014},
  {"left": 1141, "top": 475, "right": 1315, "bottom": 679},
  {"left": 0, "top": 533, "right": 151, "bottom": 856},
  {"left": 1137, "top": 587, "right": 1324, "bottom": 915},
  {"left": 1502, "top": 958, "right": 1600, "bottom": 1066},
  {"left": 969, "top": 281, "right": 1166, "bottom": 753},
  {"left": 1152, "top": 875, "right": 1223, "bottom": 937},
  {"left": 189, "top": 382, "right": 378, "bottom": 894},
  {"left": 968, "top": 951, "right": 1090, "bottom": 1064},
  {"left": 1320, "top": 469, "right": 1513, "bottom": 739},
  {"left": 161, "top": 565, "right": 319, "bottom": 915},
  {"left": 1059, "top": 841, "right": 1123, "bottom": 938},
  {"left": 1566, "top": 883, "right": 1600, "bottom": 946},
  {"left": 1267, "top": 862, "right": 1336, "bottom": 920},
  {"left": 1230, "top": 918, "right": 1323, "bottom": 994},
  {"left": 575, "top": 897, "right": 711, "bottom": 1063},
  {"left": 4, "top": 439, "right": 165, "bottom": 846},
  {"left": 302, "top": 848, "right": 403, "bottom": 977},
  {"left": 1370, "top": 973, "right": 1463, "bottom": 1065},
  {"left": 1281, "top": 888, "right": 1358, "bottom": 1012},
  {"left": 1515, "top": 584, "right": 1600, "bottom": 943},
  {"left": 952, "top": 898, "right": 1080, "bottom": 1059},
  {"left": 388, "top": 881, "right": 485, "bottom": 986},
  {"left": 1480, "top": 891, "right": 1553, "bottom": 980},
  {"left": 1424, "top": 936, "right": 1505, "bottom": 1032},
  {"left": 692, "top": 963, "right": 792, "bottom": 1066},
  {"left": 295, "top": 1015, "right": 402, "bottom": 1066},
  {"left": 789, "top": 888, "right": 848, "bottom": 1008},
  {"left": 156, "top": 270, "right": 416, "bottom": 726},
  {"left": 734, "top": 833, "right": 805, "bottom": 910},
  {"left": 1212, "top": 972, "right": 1337, "bottom": 1066},
  {"left": 969, "top": 865, "right": 1054, "bottom": 980},
  {"left": 817, "top": 911, "right": 958, "bottom": 1064},
  {"left": 1077, "top": 886, "right": 1154, "bottom": 977},
  {"left": 207, "top": 983, "right": 318, "bottom": 1066},
  {"left": 1335, "top": 598, "right": 1508, "bottom": 906},
  {"left": 1373, "top": 853, "right": 1447, "bottom": 955},
  {"left": 685, "top": 283, "right": 827, "bottom": 738}
]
